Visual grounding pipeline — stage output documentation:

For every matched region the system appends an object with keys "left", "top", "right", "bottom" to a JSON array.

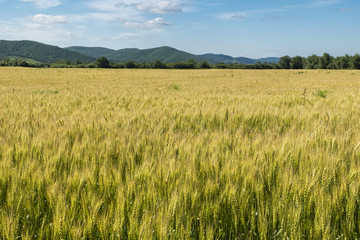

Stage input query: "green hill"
[
  {"left": 0, "top": 40, "right": 279, "bottom": 64},
  {"left": 258, "top": 57, "right": 281, "bottom": 63},
  {"left": 0, "top": 40, "right": 95, "bottom": 63},
  {"left": 200, "top": 54, "right": 279, "bottom": 64},
  {"left": 67, "top": 45, "right": 279, "bottom": 64},
  {"left": 199, "top": 54, "right": 240, "bottom": 64},
  {"left": 67, "top": 46, "right": 208, "bottom": 63},
  {"left": 65, "top": 46, "right": 115, "bottom": 59},
  {"left": 103, "top": 46, "right": 205, "bottom": 63}
]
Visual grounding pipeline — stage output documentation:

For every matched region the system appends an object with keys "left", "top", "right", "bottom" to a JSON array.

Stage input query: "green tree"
[
  {"left": 74, "top": 59, "right": 83, "bottom": 65},
  {"left": 170, "top": 62, "right": 195, "bottom": 69},
  {"left": 153, "top": 60, "right": 166, "bottom": 69},
  {"left": 187, "top": 59, "right": 196, "bottom": 69},
  {"left": 319, "top": 53, "right": 333, "bottom": 69},
  {"left": 291, "top": 56, "right": 304, "bottom": 69},
  {"left": 305, "top": 55, "right": 320, "bottom": 69},
  {"left": 350, "top": 54, "right": 360, "bottom": 69},
  {"left": 125, "top": 60, "right": 136, "bottom": 69},
  {"left": 333, "top": 55, "right": 350, "bottom": 69},
  {"left": 216, "top": 62, "right": 228, "bottom": 69},
  {"left": 19, "top": 60, "right": 30, "bottom": 67},
  {"left": 278, "top": 56, "right": 291, "bottom": 69},
  {"left": 96, "top": 57, "right": 110, "bottom": 68},
  {"left": 197, "top": 61, "right": 211, "bottom": 69}
]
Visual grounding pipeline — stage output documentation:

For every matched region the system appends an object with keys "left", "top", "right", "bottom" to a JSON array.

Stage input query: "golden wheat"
[{"left": 1, "top": 67, "right": 360, "bottom": 239}]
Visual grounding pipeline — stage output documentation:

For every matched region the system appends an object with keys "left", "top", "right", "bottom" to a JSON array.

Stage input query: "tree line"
[
  {"left": 1, "top": 53, "right": 360, "bottom": 69},
  {"left": 278, "top": 53, "right": 360, "bottom": 70}
]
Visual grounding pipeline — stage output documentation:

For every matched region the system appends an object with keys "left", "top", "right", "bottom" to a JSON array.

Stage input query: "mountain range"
[
  {"left": 0, "top": 40, "right": 279, "bottom": 64},
  {"left": 0, "top": 40, "right": 94, "bottom": 63}
]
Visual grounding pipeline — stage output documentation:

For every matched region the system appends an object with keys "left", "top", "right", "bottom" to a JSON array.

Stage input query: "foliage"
[
  {"left": 96, "top": 57, "right": 111, "bottom": 68},
  {"left": 319, "top": 53, "right": 334, "bottom": 69},
  {"left": 305, "top": 55, "right": 321, "bottom": 69},
  {"left": 314, "top": 89, "right": 331, "bottom": 98},
  {"left": 290, "top": 56, "right": 305, "bottom": 69},
  {"left": 197, "top": 60, "right": 211, "bottom": 69},
  {"left": 350, "top": 54, "right": 360, "bottom": 69},
  {"left": 168, "top": 83, "right": 181, "bottom": 90},
  {"left": 125, "top": 60, "right": 136, "bottom": 69},
  {"left": 278, "top": 55, "right": 291, "bottom": 69},
  {"left": 153, "top": 60, "right": 167, "bottom": 69},
  {"left": 1, "top": 68, "right": 360, "bottom": 239}
]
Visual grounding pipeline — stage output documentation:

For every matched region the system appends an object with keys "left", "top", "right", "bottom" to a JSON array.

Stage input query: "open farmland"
[{"left": 1, "top": 68, "right": 360, "bottom": 239}]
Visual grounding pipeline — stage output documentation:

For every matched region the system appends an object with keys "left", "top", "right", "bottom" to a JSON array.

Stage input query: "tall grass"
[{"left": 1, "top": 68, "right": 360, "bottom": 239}]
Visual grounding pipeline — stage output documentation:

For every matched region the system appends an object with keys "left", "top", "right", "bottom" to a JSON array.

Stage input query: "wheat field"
[{"left": 1, "top": 67, "right": 360, "bottom": 239}]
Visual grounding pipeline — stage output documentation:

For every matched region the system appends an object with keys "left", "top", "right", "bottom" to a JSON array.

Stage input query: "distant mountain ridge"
[
  {"left": 0, "top": 40, "right": 95, "bottom": 63},
  {"left": 65, "top": 46, "right": 115, "bottom": 59},
  {"left": 66, "top": 46, "right": 208, "bottom": 63},
  {"left": 67, "top": 46, "right": 280, "bottom": 64},
  {"left": 0, "top": 40, "right": 279, "bottom": 64}
]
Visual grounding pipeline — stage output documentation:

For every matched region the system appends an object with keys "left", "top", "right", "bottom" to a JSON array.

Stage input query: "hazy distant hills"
[
  {"left": 0, "top": 40, "right": 279, "bottom": 64},
  {"left": 195, "top": 54, "right": 279, "bottom": 64}
]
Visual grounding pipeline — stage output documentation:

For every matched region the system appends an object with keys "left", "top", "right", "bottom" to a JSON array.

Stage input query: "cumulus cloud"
[
  {"left": 21, "top": 0, "right": 61, "bottom": 8},
  {"left": 87, "top": 0, "right": 187, "bottom": 14},
  {"left": 32, "top": 14, "right": 69, "bottom": 25},
  {"left": 136, "top": 2, "right": 182, "bottom": 14},
  {"left": 124, "top": 17, "right": 170, "bottom": 29},
  {"left": 82, "top": 0, "right": 190, "bottom": 30}
]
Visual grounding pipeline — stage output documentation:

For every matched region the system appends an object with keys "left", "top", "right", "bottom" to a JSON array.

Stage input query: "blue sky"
[{"left": 0, "top": 0, "right": 358, "bottom": 58}]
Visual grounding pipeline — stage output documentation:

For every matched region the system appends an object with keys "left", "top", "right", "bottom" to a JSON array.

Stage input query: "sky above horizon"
[{"left": 0, "top": 0, "right": 358, "bottom": 58}]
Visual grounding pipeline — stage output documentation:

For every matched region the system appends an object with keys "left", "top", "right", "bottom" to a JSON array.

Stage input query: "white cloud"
[
  {"left": 219, "top": 0, "right": 343, "bottom": 20},
  {"left": 230, "top": 14, "right": 246, "bottom": 20},
  {"left": 87, "top": 0, "right": 188, "bottom": 14},
  {"left": 0, "top": 13, "right": 80, "bottom": 46},
  {"left": 136, "top": 2, "right": 182, "bottom": 14},
  {"left": 87, "top": 0, "right": 128, "bottom": 12},
  {"left": 124, "top": 17, "right": 170, "bottom": 29},
  {"left": 32, "top": 14, "right": 69, "bottom": 25},
  {"left": 84, "top": 1, "right": 143, "bottom": 23},
  {"left": 24, "top": 14, "right": 69, "bottom": 30},
  {"left": 81, "top": 12, "right": 138, "bottom": 23},
  {"left": 0, "top": 21, "right": 80, "bottom": 44},
  {"left": 20, "top": 0, "right": 61, "bottom": 8},
  {"left": 82, "top": 0, "right": 186, "bottom": 28}
]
